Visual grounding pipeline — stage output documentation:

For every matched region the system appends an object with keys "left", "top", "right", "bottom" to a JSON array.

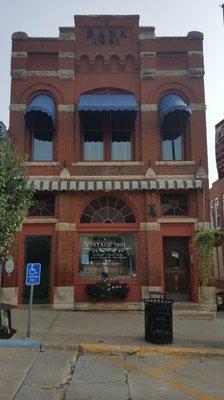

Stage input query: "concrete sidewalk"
[{"left": 0, "top": 309, "right": 223, "bottom": 352}]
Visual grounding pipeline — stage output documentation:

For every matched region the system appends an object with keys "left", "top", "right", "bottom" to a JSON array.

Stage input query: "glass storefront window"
[{"left": 79, "top": 233, "right": 136, "bottom": 279}]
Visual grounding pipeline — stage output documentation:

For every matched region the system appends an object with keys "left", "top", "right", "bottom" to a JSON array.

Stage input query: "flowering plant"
[{"left": 86, "top": 280, "right": 129, "bottom": 300}]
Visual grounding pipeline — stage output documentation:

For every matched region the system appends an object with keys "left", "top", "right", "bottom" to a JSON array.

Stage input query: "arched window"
[
  {"left": 80, "top": 196, "right": 136, "bottom": 223},
  {"left": 159, "top": 94, "right": 191, "bottom": 160},
  {"left": 24, "top": 94, "right": 55, "bottom": 161}
]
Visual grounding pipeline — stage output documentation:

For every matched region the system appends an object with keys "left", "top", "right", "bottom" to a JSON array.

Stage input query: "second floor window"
[
  {"left": 24, "top": 94, "right": 55, "bottom": 161},
  {"left": 159, "top": 94, "right": 191, "bottom": 161},
  {"left": 82, "top": 111, "right": 133, "bottom": 161}
]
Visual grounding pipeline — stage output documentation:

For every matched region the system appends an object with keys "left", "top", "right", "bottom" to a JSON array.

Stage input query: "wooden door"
[{"left": 164, "top": 237, "right": 190, "bottom": 301}]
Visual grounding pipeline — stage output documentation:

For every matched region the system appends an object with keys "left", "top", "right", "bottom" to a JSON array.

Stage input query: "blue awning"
[
  {"left": 159, "top": 94, "right": 191, "bottom": 125},
  {"left": 24, "top": 95, "right": 56, "bottom": 128},
  {"left": 78, "top": 94, "right": 139, "bottom": 112}
]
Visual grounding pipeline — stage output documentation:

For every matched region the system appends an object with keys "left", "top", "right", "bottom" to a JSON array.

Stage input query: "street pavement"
[
  {"left": 1, "top": 349, "right": 224, "bottom": 399},
  {"left": 0, "top": 310, "right": 224, "bottom": 399}
]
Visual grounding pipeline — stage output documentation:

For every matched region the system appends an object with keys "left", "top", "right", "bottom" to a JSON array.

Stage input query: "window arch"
[
  {"left": 80, "top": 196, "right": 136, "bottom": 223},
  {"left": 24, "top": 94, "right": 56, "bottom": 161},
  {"left": 159, "top": 93, "right": 191, "bottom": 161}
]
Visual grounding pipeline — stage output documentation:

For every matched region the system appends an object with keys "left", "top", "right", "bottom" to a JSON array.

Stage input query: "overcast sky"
[{"left": 1, "top": 0, "right": 223, "bottom": 185}]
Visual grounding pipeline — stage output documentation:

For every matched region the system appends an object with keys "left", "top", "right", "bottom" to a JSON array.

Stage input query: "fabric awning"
[
  {"left": 159, "top": 94, "right": 191, "bottom": 126},
  {"left": 24, "top": 95, "right": 56, "bottom": 128},
  {"left": 77, "top": 94, "right": 139, "bottom": 112},
  {"left": 29, "top": 179, "right": 202, "bottom": 192}
]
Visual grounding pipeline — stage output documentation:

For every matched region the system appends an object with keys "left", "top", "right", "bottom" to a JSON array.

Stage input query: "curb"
[
  {"left": 79, "top": 343, "right": 224, "bottom": 358},
  {"left": 0, "top": 339, "right": 41, "bottom": 349},
  {"left": 1, "top": 340, "right": 224, "bottom": 357}
]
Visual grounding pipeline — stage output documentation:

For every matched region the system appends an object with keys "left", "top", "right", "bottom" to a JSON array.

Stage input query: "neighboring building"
[
  {"left": 210, "top": 119, "right": 224, "bottom": 290},
  {"left": 0, "top": 121, "right": 8, "bottom": 138},
  {"left": 1, "top": 15, "right": 211, "bottom": 309}
]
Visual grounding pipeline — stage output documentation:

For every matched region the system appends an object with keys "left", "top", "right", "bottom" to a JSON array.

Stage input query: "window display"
[{"left": 79, "top": 233, "right": 136, "bottom": 279}]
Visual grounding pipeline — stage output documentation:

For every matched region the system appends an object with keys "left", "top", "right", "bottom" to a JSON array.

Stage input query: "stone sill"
[
  {"left": 155, "top": 161, "right": 195, "bottom": 166},
  {"left": 72, "top": 161, "right": 144, "bottom": 167},
  {"left": 157, "top": 217, "right": 198, "bottom": 223},
  {"left": 24, "top": 218, "right": 59, "bottom": 224},
  {"left": 26, "top": 162, "right": 60, "bottom": 166}
]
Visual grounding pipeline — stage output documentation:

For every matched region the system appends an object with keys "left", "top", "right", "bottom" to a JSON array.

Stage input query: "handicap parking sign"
[{"left": 26, "top": 263, "right": 41, "bottom": 285}]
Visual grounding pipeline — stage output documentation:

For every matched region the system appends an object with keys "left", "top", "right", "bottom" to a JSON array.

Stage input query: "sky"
[{"left": 1, "top": 0, "right": 223, "bottom": 185}]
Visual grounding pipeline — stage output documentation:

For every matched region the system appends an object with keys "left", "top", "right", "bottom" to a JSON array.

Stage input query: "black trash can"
[{"left": 144, "top": 293, "right": 174, "bottom": 344}]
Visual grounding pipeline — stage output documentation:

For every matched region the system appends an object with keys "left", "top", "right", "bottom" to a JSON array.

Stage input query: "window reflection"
[{"left": 79, "top": 233, "right": 136, "bottom": 279}]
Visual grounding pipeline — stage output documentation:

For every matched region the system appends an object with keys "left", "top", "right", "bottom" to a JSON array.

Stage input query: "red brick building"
[
  {"left": 1, "top": 15, "right": 212, "bottom": 309},
  {"left": 210, "top": 119, "right": 224, "bottom": 290}
]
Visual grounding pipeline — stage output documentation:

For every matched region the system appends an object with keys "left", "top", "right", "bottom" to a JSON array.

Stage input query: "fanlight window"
[{"left": 80, "top": 196, "right": 136, "bottom": 223}]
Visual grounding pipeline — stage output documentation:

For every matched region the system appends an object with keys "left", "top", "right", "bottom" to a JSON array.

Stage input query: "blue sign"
[{"left": 26, "top": 263, "right": 41, "bottom": 286}]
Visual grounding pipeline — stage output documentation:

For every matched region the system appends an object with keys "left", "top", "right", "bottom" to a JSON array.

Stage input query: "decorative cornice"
[{"left": 141, "top": 104, "right": 157, "bottom": 112}]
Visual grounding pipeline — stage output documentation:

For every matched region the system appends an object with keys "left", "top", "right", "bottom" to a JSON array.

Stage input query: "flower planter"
[{"left": 86, "top": 280, "right": 129, "bottom": 301}]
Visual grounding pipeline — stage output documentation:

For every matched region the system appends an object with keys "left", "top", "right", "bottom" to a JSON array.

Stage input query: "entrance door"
[
  {"left": 164, "top": 237, "right": 190, "bottom": 301},
  {"left": 23, "top": 236, "right": 51, "bottom": 304}
]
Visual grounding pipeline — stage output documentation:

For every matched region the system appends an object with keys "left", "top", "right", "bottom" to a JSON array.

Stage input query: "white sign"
[{"left": 5, "top": 258, "right": 15, "bottom": 274}]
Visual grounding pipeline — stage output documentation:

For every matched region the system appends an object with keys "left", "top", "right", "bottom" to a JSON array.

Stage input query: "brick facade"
[{"left": 2, "top": 15, "right": 211, "bottom": 309}]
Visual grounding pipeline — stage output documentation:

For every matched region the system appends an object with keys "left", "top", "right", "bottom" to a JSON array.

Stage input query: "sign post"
[{"left": 25, "top": 263, "right": 41, "bottom": 339}]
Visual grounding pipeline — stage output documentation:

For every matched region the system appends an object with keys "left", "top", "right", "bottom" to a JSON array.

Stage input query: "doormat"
[{"left": 0, "top": 328, "right": 17, "bottom": 339}]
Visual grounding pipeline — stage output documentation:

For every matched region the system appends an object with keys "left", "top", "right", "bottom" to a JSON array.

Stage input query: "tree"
[{"left": 0, "top": 135, "right": 34, "bottom": 261}]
